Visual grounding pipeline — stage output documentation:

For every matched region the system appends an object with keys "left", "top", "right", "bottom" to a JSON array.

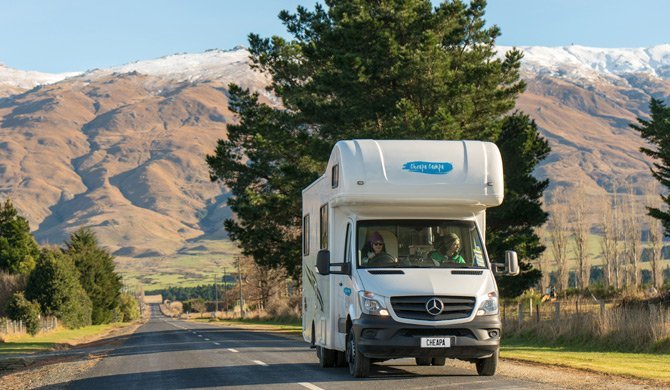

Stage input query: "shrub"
[
  {"left": 6, "top": 292, "right": 41, "bottom": 336},
  {"left": 118, "top": 292, "right": 139, "bottom": 322}
]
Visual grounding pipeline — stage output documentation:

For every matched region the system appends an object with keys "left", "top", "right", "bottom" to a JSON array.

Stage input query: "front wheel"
[
  {"left": 475, "top": 350, "right": 498, "bottom": 376},
  {"left": 346, "top": 331, "right": 370, "bottom": 378}
]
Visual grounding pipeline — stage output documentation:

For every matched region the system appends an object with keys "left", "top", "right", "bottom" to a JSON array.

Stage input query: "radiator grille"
[{"left": 390, "top": 296, "right": 476, "bottom": 321}]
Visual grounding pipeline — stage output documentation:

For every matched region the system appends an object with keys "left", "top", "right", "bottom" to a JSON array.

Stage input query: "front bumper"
[{"left": 352, "top": 314, "right": 501, "bottom": 360}]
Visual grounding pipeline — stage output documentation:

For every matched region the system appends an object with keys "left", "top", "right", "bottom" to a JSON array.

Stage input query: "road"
[{"left": 63, "top": 305, "right": 549, "bottom": 389}]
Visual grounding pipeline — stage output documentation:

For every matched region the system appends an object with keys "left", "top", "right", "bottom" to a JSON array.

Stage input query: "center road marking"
[
  {"left": 253, "top": 360, "right": 268, "bottom": 367},
  {"left": 299, "top": 383, "right": 325, "bottom": 390},
  {"left": 227, "top": 348, "right": 239, "bottom": 353},
  {"left": 198, "top": 335, "right": 203, "bottom": 338},
  {"left": 214, "top": 342, "right": 220, "bottom": 346},
  {"left": 204, "top": 338, "right": 210, "bottom": 341}
]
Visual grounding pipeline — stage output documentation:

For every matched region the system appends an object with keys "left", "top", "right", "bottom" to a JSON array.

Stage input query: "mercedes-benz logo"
[{"left": 425, "top": 297, "right": 444, "bottom": 316}]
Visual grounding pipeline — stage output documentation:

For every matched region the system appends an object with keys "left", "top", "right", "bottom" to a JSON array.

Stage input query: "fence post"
[
  {"left": 518, "top": 303, "right": 524, "bottom": 326},
  {"left": 529, "top": 298, "right": 533, "bottom": 317},
  {"left": 554, "top": 301, "right": 561, "bottom": 325},
  {"left": 600, "top": 301, "right": 605, "bottom": 316},
  {"left": 536, "top": 304, "right": 540, "bottom": 323}
]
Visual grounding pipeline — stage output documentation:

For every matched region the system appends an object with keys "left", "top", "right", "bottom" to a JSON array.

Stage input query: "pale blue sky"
[{"left": 1, "top": 0, "right": 668, "bottom": 73}]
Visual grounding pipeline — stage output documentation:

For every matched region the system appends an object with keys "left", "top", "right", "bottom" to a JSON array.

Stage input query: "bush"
[
  {"left": 118, "top": 292, "right": 139, "bottom": 322},
  {"left": 0, "top": 272, "right": 26, "bottom": 317},
  {"left": 6, "top": 292, "right": 41, "bottom": 336}
]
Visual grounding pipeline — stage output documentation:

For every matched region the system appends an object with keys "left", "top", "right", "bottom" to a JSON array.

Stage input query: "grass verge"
[
  {"left": 501, "top": 338, "right": 670, "bottom": 382},
  {"left": 0, "top": 323, "right": 132, "bottom": 356}
]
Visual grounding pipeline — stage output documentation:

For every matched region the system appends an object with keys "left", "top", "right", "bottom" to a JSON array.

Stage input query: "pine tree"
[
  {"left": 487, "top": 113, "right": 550, "bottom": 297},
  {"left": 65, "top": 228, "right": 122, "bottom": 324},
  {"left": 0, "top": 199, "right": 40, "bottom": 275},
  {"left": 208, "top": 0, "right": 543, "bottom": 285},
  {"left": 25, "top": 248, "right": 92, "bottom": 328},
  {"left": 632, "top": 98, "right": 670, "bottom": 235}
]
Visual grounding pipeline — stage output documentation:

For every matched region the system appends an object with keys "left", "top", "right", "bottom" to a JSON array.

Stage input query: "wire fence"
[{"left": 0, "top": 316, "right": 58, "bottom": 337}]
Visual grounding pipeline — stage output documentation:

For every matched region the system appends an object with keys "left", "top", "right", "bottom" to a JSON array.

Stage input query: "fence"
[
  {"left": 501, "top": 298, "right": 670, "bottom": 349},
  {"left": 0, "top": 316, "right": 58, "bottom": 337}
]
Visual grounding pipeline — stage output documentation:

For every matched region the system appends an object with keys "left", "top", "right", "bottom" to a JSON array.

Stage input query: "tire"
[
  {"left": 336, "top": 350, "right": 347, "bottom": 367},
  {"left": 415, "top": 357, "right": 432, "bottom": 366},
  {"left": 346, "top": 331, "right": 370, "bottom": 377},
  {"left": 431, "top": 357, "right": 446, "bottom": 366},
  {"left": 476, "top": 350, "right": 498, "bottom": 376},
  {"left": 317, "top": 345, "right": 337, "bottom": 368}
]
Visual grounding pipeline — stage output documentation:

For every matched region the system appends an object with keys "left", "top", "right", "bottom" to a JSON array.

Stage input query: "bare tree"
[
  {"left": 622, "top": 184, "right": 642, "bottom": 289},
  {"left": 234, "top": 256, "right": 288, "bottom": 313},
  {"left": 599, "top": 193, "right": 622, "bottom": 289},
  {"left": 536, "top": 225, "right": 552, "bottom": 293},
  {"left": 646, "top": 183, "right": 665, "bottom": 289},
  {"left": 570, "top": 184, "right": 590, "bottom": 290},
  {"left": 549, "top": 192, "right": 570, "bottom": 292}
]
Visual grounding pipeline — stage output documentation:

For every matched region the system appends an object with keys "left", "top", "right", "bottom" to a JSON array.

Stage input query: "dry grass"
[{"left": 504, "top": 300, "right": 670, "bottom": 352}]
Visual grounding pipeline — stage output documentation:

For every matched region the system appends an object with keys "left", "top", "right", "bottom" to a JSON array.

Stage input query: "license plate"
[{"left": 421, "top": 337, "right": 452, "bottom": 348}]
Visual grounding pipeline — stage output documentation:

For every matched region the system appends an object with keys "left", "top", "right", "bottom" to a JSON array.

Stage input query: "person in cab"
[
  {"left": 430, "top": 233, "right": 465, "bottom": 265},
  {"left": 363, "top": 231, "right": 396, "bottom": 267}
]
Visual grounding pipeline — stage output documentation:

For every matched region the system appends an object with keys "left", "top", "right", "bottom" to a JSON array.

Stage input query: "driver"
[
  {"left": 364, "top": 231, "right": 396, "bottom": 267},
  {"left": 430, "top": 233, "right": 465, "bottom": 265}
]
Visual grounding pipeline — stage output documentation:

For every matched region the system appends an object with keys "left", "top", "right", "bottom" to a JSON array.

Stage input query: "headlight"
[
  {"left": 359, "top": 291, "right": 389, "bottom": 316},
  {"left": 476, "top": 291, "right": 499, "bottom": 316}
]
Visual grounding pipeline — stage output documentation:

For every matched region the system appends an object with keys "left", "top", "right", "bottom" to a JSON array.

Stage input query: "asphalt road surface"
[{"left": 63, "top": 305, "right": 549, "bottom": 389}]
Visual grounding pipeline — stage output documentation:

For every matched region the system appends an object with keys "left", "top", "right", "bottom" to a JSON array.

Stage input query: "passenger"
[
  {"left": 430, "top": 233, "right": 465, "bottom": 265},
  {"left": 364, "top": 231, "right": 396, "bottom": 267}
]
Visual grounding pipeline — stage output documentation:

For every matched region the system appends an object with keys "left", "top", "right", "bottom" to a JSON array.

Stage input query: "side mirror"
[
  {"left": 505, "top": 250, "right": 519, "bottom": 276},
  {"left": 316, "top": 250, "right": 330, "bottom": 275},
  {"left": 494, "top": 250, "right": 519, "bottom": 276}
]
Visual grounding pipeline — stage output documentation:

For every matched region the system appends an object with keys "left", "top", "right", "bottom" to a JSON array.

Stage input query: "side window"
[
  {"left": 331, "top": 164, "right": 339, "bottom": 188},
  {"left": 303, "top": 214, "right": 310, "bottom": 256},
  {"left": 320, "top": 204, "right": 328, "bottom": 250},
  {"left": 344, "top": 223, "right": 351, "bottom": 263}
]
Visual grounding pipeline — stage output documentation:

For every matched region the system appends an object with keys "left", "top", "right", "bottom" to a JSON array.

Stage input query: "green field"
[
  {"left": 501, "top": 339, "right": 670, "bottom": 382},
  {"left": 0, "top": 323, "right": 132, "bottom": 355},
  {"left": 115, "top": 239, "right": 240, "bottom": 290}
]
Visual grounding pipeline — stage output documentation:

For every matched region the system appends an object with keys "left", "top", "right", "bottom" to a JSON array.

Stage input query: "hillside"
[{"left": 1, "top": 45, "right": 669, "bottom": 286}]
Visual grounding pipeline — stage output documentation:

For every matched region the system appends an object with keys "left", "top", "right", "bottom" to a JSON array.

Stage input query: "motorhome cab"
[{"left": 302, "top": 139, "right": 519, "bottom": 378}]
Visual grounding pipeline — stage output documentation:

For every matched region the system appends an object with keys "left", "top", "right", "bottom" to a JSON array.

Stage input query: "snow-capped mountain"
[{"left": 0, "top": 45, "right": 668, "bottom": 274}]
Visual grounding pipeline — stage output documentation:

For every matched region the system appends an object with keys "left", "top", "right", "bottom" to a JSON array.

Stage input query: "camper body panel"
[{"left": 302, "top": 139, "right": 506, "bottom": 366}]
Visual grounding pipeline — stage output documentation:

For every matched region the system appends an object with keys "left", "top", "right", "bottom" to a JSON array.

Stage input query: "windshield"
[{"left": 357, "top": 220, "right": 487, "bottom": 269}]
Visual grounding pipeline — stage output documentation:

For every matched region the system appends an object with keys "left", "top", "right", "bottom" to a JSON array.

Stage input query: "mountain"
[{"left": 1, "top": 45, "right": 669, "bottom": 269}]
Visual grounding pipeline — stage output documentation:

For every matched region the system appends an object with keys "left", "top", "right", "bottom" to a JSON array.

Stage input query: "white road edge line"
[
  {"left": 299, "top": 383, "right": 325, "bottom": 390},
  {"left": 253, "top": 360, "right": 268, "bottom": 367},
  {"left": 227, "top": 348, "right": 239, "bottom": 353}
]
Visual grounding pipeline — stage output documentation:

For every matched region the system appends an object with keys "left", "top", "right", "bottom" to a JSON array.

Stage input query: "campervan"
[{"left": 301, "top": 139, "right": 519, "bottom": 378}]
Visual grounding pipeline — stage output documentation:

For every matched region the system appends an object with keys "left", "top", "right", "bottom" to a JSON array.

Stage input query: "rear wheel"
[
  {"left": 346, "top": 331, "right": 370, "bottom": 377},
  {"left": 317, "top": 346, "right": 337, "bottom": 368},
  {"left": 415, "top": 357, "right": 432, "bottom": 366},
  {"left": 431, "top": 357, "right": 446, "bottom": 366},
  {"left": 475, "top": 350, "right": 498, "bottom": 376}
]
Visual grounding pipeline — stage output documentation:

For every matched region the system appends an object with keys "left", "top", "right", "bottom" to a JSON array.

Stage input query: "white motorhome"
[{"left": 301, "top": 139, "right": 519, "bottom": 378}]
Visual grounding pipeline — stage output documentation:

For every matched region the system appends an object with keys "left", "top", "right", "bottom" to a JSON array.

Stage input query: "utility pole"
[
  {"left": 214, "top": 274, "right": 218, "bottom": 318},
  {"left": 223, "top": 267, "right": 228, "bottom": 314},
  {"left": 237, "top": 256, "right": 244, "bottom": 319}
]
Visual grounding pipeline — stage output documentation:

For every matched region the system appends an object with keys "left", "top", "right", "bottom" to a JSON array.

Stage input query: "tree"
[
  {"left": 487, "top": 113, "right": 549, "bottom": 298},
  {"left": 632, "top": 97, "right": 670, "bottom": 235},
  {"left": 548, "top": 193, "right": 570, "bottom": 293},
  {"left": 207, "top": 0, "right": 527, "bottom": 279},
  {"left": 0, "top": 199, "right": 40, "bottom": 275},
  {"left": 6, "top": 291, "right": 41, "bottom": 336},
  {"left": 64, "top": 228, "right": 122, "bottom": 325},
  {"left": 117, "top": 292, "right": 139, "bottom": 322},
  {"left": 570, "top": 185, "right": 590, "bottom": 290},
  {"left": 646, "top": 184, "right": 665, "bottom": 289},
  {"left": 25, "top": 248, "right": 92, "bottom": 328}
]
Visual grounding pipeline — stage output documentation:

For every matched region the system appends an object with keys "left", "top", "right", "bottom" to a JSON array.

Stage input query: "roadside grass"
[
  {"left": 501, "top": 338, "right": 670, "bottom": 382},
  {"left": 0, "top": 323, "right": 130, "bottom": 355}
]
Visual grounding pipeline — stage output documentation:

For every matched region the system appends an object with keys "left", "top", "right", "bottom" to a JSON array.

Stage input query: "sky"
[{"left": 1, "top": 0, "right": 669, "bottom": 73}]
